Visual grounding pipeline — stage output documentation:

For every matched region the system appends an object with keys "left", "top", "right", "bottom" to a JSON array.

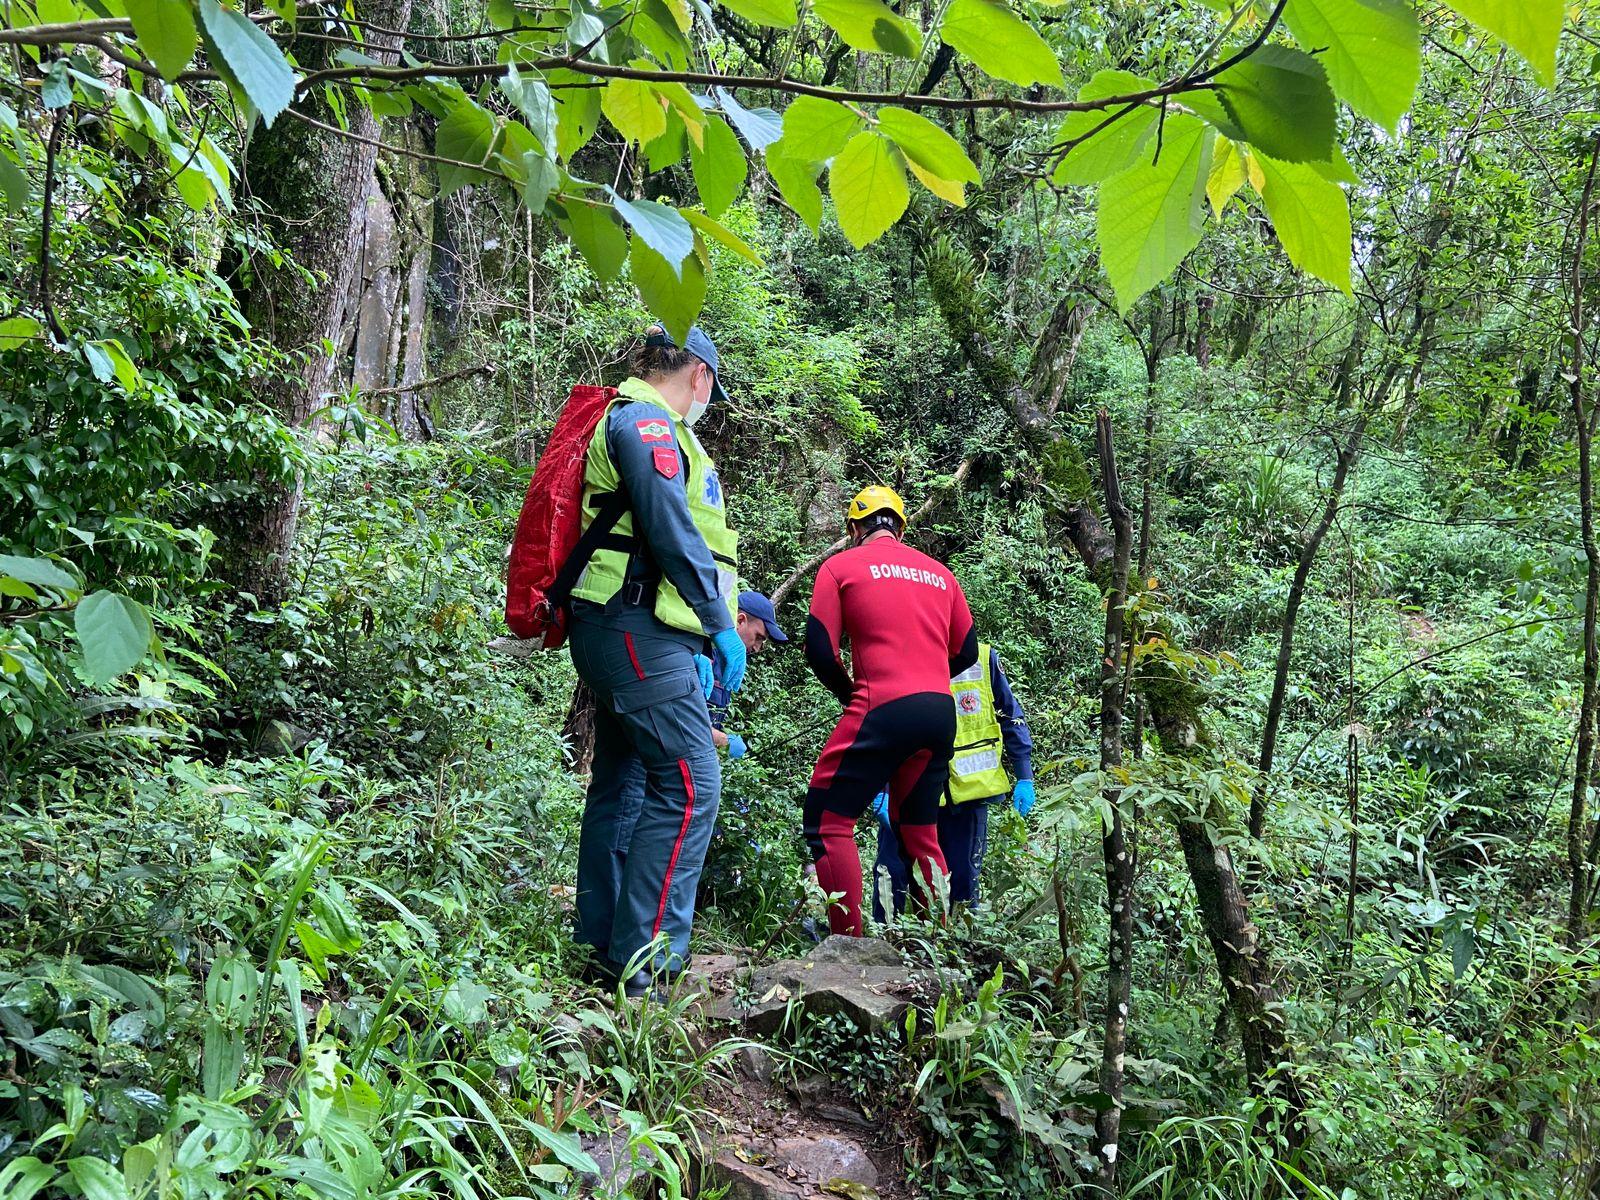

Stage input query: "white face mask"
[{"left": 685, "top": 367, "right": 712, "bottom": 426}]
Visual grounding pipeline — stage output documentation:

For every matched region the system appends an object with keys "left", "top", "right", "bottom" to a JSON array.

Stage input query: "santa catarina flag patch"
[{"left": 636, "top": 419, "right": 673, "bottom": 445}]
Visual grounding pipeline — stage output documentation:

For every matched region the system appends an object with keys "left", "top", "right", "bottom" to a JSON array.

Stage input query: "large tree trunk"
[{"left": 233, "top": 0, "right": 413, "bottom": 601}]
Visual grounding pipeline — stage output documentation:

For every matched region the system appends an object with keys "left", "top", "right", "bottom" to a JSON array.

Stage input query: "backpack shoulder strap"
[{"left": 548, "top": 490, "right": 630, "bottom": 607}]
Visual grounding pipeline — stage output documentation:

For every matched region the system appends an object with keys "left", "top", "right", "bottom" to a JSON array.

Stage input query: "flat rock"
[
  {"left": 771, "top": 1135, "right": 878, "bottom": 1188},
  {"left": 807, "top": 935, "right": 901, "bottom": 968},
  {"left": 712, "top": 1151, "right": 807, "bottom": 1200},
  {"left": 735, "top": 1043, "right": 777, "bottom": 1084},
  {"left": 709, "top": 940, "right": 910, "bottom": 1034}
]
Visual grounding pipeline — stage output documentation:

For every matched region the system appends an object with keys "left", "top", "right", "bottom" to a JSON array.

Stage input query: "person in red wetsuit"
[{"left": 802, "top": 485, "right": 979, "bottom": 935}]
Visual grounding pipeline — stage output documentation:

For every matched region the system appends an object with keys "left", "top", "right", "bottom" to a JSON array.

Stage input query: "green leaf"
[
  {"left": 777, "top": 96, "right": 861, "bottom": 164},
  {"left": 643, "top": 111, "right": 688, "bottom": 172},
  {"left": 561, "top": 201, "right": 629, "bottom": 281},
  {"left": 435, "top": 98, "right": 497, "bottom": 196},
  {"left": 1053, "top": 70, "right": 1158, "bottom": 186},
  {"left": 127, "top": 0, "right": 198, "bottom": 82},
  {"left": 0, "top": 150, "right": 29, "bottom": 213},
  {"left": 499, "top": 63, "right": 557, "bottom": 153},
  {"left": 813, "top": 0, "right": 922, "bottom": 58},
  {"left": 828, "top": 130, "right": 909, "bottom": 249},
  {"left": 1206, "top": 134, "right": 1248, "bottom": 217},
  {"left": 1214, "top": 44, "right": 1336, "bottom": 164},
  {"left": 1283, "top": 0, "right": 1419, "bottom": 132},
  {"left": 0, "top": 1157, "right": 57, "bottom": 1200},
  {"left": 0, "top": 553, "right": 79, "bottom": 593},
  {"left": 0, "top": 314, "right": 43, "bottom": 351},
  {"left": 766, "top": 148, "right": 823, "bottom": 231},
  {"left": 609, "top": 191, "right": 695, "bottom": 273},
  {"left": 75, "top": 591, "right": 153, "bottom": 685},
  {"left": 717, "top": 0, "right": 797, "bottom": 27},
  {"left": 197, "top": 0, "right": 294, "bottom": 127},
  {"left": 875, "top": 107, "right": 978, "bottom": 188},
  {"left": 631, "top": 235, "right": 706, "bottom": 347},
  {"left": 689, "top": 113, "right": 747, "bottom": 217},
  {"left": 716, "top": 87, "right": 783, "bottom": 150},
  {"left": 1255, "top": 153, "right": 1352, "bottom": 293},
  {"left": 64, "top": 1158, "right": 127, "bottom": 1200},
  {"left": 683, "top": 209, "right": 764, "bottom": 265},
  {"left": 1095, "top": 114, "right": 1212, "bottom": 313},
  {"left": 602, "top": 77, "right": 667, "bottom": 145},
  {"left": 551, "top": 70, "right": 601, "bottom": 159},
  {"left": 1444, "top": 0, "right": 1561, "bottom": 87},
  {"left": 84, "top": 339, "right": 140, "bottom": 390},
  {"left": 939, "top": 0, "right": 1063, "bottom": 88}
]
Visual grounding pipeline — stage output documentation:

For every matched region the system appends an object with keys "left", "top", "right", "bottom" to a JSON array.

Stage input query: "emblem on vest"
[
  {"left": 704, "top": 467, "right": 722, "bottom": 507},
  {"left": 956, "top": 688, "right": 983, "bottom": 715}
]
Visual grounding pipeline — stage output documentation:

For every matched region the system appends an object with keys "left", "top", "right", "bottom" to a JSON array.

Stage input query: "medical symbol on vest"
[
  {"left": 636, "top": 419, "right": 673, "bottom": 445},
  {"left": 956, "top": 688, "right": 984, "bottom": 716},
  {"left": 653, "top": 447, "right": 680, "bottom": 479},
  {"left": 703, "top": 468, "right": 722, "bottom": 507}
]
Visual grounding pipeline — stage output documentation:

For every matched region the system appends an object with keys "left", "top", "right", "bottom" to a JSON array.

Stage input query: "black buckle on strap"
[{"left": 622, "top": 581, "right": 648, "bottom": 606}]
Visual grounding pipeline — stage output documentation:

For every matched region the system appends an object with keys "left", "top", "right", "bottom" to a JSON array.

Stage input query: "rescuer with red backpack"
[{"left": 505, "top": 325, "right": 744, "bottom": 999}]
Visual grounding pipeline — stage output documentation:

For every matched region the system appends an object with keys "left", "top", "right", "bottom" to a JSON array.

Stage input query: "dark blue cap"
[
  {"left": 737, "top": 590, "right": 788, "bottom": 643},
  {"left": 645, "top": 324, "right": 729, "bottom": 405}
]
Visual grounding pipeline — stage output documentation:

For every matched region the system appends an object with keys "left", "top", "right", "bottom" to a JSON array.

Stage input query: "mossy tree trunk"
[{"left": 232, "top": 0, "right": 413, "bottom": 601}]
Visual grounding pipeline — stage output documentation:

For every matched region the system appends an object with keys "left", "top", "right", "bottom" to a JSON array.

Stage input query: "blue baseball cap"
[
  {"left": 646, "top": 324, "right": 729, "bottom": 405},
  {"left": 737, "top": 590, "right": 789, "bottom": 643}
]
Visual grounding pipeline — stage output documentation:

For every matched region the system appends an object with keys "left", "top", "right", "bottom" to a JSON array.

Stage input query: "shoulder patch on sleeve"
[
  {"left": 636, "top": 417, "right": 674, "bottom": 445},
  {"left": 652, "top": 446, "right": 681, "bottom": 479}
]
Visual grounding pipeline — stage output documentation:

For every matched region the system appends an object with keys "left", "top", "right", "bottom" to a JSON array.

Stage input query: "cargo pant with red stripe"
[{"left": 570, "top": 615, "right": 720, "bottom": 977}]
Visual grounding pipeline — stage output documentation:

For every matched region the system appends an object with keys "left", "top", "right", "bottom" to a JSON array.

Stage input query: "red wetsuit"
[{"left": 802, "top": 533, "right": 978, "bottom": 935}]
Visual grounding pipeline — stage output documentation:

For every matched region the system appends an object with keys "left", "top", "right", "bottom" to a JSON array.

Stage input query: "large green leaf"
[
  {"left": 499, "top": 64, "right": 557, "bottom": 154},
  {"left": 197, "top": 0, "right": 294, "bottom": 127},
  {"left": 602, "top": 77, "right": 667, "bottom": 145},
  {"left": 550, "top": 70, "right": 601, "bottom": 160},
  {"left": 0, "top": 554, "right": 79, "bottom": 593},
  {"left": 1255, "top": 153, "right": 1352, "bottom": 293},
  {"left": 876, "top": 107, "right": 978, "bottom": 184},
  {"left": 64, "top": 1158, "right": 126, "bottom": 1200},
  {"left": 0, "top": 150, "right": 28, "bottom": 213},
  {"left": 1214, "top": 44, "right": 1336, "bottom": 164},
  {"left": 1206, "top": 134, "right": 1248, "bottom": 217},
  {"left": 434, "top": 98, "right": 497, "bottom": 196},
  {"left": 689, "top": 113, "right": 747, "bottom": 217},
  {"left": 766, "top": 149, "right": 823, "bottom": 231},
  {"left": 683, "top": 209, "right": 764, "bottom": 266},
  {"left": 561, "top": 201, "right": 630, "bottom": 281},
  {"left": 0, "top": 315, "right": 42, "bottom": 352},
  {"left": 716, "top": 88, "right": 783, "bottom": 151},
  {"left": 631, "top": 235, "right": 707, "bottom": 346},
  {"left": 1052, "top": 70, "right": 1158, "bottom": 186},
  {"left": 609, "top": 191, "right": 695, "bottom": 273},
  {"left": 1445, "top": 0, "right": 1561, "bottom": 87},
  {"left": 813, "top": 0, "right": 922, "bottom": 58},
  {"left": 127, "top": 0, "right": 198, "bottom": 82},
  {"left": 1283, "top": 0, "right": 1419, "bottom": 132},
  {"left": 1096, "top": 114, "right": 1212, "bottom": 313},
  {"left": 939, "top": 0, "right": 1063, "bottom": 89},
  {"left": 778, "top": 95, "right": 861, "bottom": 162},
  {"left": 718, "top": 0, "right": 798, "bottom": 28},
  {"left": 75, "top": 591, "right": 153, "bottom": 685},
  {"left": 828, "top": 131, "right": 908, "bottom": 249},
  {"left": 0, "top": 1156, "right": 56, "bottom": 1200}
]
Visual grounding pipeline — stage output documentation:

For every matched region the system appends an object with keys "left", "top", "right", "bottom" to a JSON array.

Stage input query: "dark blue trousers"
[
  {"left": 570, "top": 617, "right": 720, "bottom": 976},
  {"left": 871, "top": 796, "right": 995, "bottom": 922}
]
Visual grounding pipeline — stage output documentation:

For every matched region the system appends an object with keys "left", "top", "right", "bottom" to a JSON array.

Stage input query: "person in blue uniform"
[
  {"left": 871, "top": 644, "right": 1034, "bottom": 921},
  {"left": 568, "top": 325, "right": 746, "bottom": 998}
]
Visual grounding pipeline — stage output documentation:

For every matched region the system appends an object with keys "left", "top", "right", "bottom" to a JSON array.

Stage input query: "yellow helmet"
[{"left": 847, "top": 485, "right": 907, "bottom": 525}]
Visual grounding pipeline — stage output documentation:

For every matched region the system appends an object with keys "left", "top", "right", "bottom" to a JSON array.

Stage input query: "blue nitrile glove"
[
  {"left": 871, "top": 792, "right": 890, "bottom": 826},
  {"left": 711, "top": 627, "right": 747, "bottom": 694},
  {"left": 727, "top": 733, "right": 747, "bottom": 759},
  {"left": 693, "top": 653, "right": 714, "bottom": 699},
  {"left": 1012, "top": 779, "right": 1036, "bottom": 817}
]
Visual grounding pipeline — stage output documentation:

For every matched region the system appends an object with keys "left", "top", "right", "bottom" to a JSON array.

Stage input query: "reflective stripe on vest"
[
  {"left": 948, "top": 642, "right": 1010, "bottom": 804},
  {"left": 569, "top": 377, "right": 739, "bottom": 635}
]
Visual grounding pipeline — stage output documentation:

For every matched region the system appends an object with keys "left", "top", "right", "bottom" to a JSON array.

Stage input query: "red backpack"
[{"left": 505, "top": 384, "right": 629, "bottom": 647}]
